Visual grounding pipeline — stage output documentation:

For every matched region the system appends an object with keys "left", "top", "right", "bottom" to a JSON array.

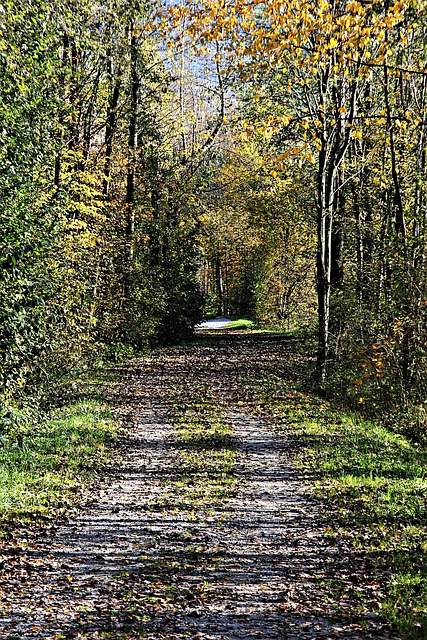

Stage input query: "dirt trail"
[{"left": 0, "top": 334, "right": 399, "bottom": 639}]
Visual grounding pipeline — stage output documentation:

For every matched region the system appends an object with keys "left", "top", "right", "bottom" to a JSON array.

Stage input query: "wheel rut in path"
[
  {"left": 0, "top": 335, "right": 400, "bottom": 639},
  {"left": 0, "top": 403, "right": 175, "bottom": 639},
  {"left": 195, "top": 410, "right": 397, "bottom": 640}
]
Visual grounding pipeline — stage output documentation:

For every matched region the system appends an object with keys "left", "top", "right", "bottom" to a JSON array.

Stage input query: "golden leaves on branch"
[{"left": 166, "top": 0, "right": 427, "bottom": 80}]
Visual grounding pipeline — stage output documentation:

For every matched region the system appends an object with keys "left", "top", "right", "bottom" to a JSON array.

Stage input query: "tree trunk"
[
  {"left": 124, "top": 25, "right": 138, "bottom": 300},
  {"left": 384, "top": 61, "right": 406, "bottom": 239},
  {"left": 315, "top": 196, "right": 333, "bottom": 383},
  {"left": 103, "top": 54, "right": 121, "bottom": 198},
  {"left": 215, "top": 257, "right": 224, "bottom": 316}
]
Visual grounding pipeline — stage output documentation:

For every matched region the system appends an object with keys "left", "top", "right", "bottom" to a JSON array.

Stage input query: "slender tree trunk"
[
  {"left": 179, "top": 45, "right": 187, "bottom": 164},
  {"left": 384, "top": 61, "right": 406, "bottom": 239},
  {"left": 384, "top": 46, "right": 411, "bottom": 381},
  {"left": 314, "top": 61, "right": 359, "bottom": 382},
  {"left": 315, "top": 67, "right": 334, "bottom": 384},
  {"left": 124, "top": 25, "right": 138, "bottom": 300},
  {"left": 315, "top": 170, "right": 333, "bottom": 384},
  {"left": 353, "top": 183, "right": 364, "bottom": 312},
  {"left": 331, "top": 173, "right": 345, "bottom": 291},
  {"left": 215, "top": 256, "right": 224, "bottom": 316},
  {"left": 103, "top": 53, "right": 121, "bottom": 198}
]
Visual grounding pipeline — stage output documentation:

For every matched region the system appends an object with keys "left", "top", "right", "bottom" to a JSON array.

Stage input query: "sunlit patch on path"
[{"left": 195, "top": 317, "right": 232, "bottom": 330}]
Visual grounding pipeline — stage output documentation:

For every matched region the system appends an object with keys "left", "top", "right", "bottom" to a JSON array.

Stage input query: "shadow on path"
[{"left": 0, "top": 334, "right": 399, "bottom": 639}]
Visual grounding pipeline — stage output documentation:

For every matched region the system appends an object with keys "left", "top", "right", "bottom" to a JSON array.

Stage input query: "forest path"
[{"left": 0, "top": 334, "right": 398, "bottom": 639}]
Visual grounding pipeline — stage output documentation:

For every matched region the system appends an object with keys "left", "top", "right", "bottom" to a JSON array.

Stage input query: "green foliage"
[
  {"left": 196, "top": 135, "right": 316, "bottom": 327},
  {"left": 0, "top": 1, "right": 64, "bottom": 412}
]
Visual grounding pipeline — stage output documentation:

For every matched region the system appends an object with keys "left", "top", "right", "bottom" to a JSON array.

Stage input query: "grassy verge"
[
  {"left": 172, "top": 390, "right": 237, "bottom": 508},
  {"left": 242, "top": 375, "right": 427, "bottom": 640},
  {"left": 0, "top": 400, "right": 117, "bottom": 537}
]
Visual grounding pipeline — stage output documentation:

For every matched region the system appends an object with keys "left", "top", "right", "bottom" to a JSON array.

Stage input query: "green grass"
[
  {"left": 0, "top": 401, "right": 117, "bottom": 534},
  {"left": 226, "top": 318, "right": 255, "bottom": 331},
  {"left": 242, "top": 375, "right": 427, "bottom": 639}
]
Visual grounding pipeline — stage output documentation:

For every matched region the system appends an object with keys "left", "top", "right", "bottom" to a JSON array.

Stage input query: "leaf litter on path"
[{"left": 0, "top": 335, "right": 400, "bottom": 639}]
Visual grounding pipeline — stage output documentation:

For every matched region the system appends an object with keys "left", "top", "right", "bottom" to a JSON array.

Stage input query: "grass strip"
[
  {"left": 171, "top": 388, "right": 237, "bottom": 508},
  {"left": 109, "top": 386, "right": 238, "bottom": 636}
]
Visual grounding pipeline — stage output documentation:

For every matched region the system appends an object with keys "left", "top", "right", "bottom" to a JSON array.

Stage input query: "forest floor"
[{"left": 0, "top": 333, "right": 413, "bottom": 639}]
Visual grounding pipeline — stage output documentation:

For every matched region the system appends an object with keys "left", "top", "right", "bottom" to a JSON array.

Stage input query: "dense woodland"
[{"left": 2, "top": 0, "right": 427, "bottom": 430}]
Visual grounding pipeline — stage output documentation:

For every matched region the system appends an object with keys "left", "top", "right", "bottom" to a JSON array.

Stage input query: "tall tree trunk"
[
  {"left": 384, "top": 61, "right": 406, "bottom": 239},
  {"left": 315, "top": 155, "right": 334, "bottom": 384},
  {"left": 103, "top": 53, "right": 121, "bottom": 198},
  {"left": 215, "top": 256, "right": 224, "bottom": 316},
  {"left": 124, "top": 25, "right": 138, "bottom": 300},
  {"left": 331, "top": 173, "right": 345, "bottom": 291},
  {"left": 314, "top": 63, "right": 359, "bottom": 382},
  {"left": 315, "top": 67, "right": 334, "bottom": 384}
]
